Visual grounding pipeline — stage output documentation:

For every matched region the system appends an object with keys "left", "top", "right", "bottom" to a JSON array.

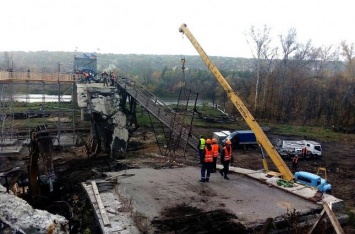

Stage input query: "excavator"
[
  {"left": 0, "top": 125, "right": 57, "bottom": 198},
  {"left": 28, "top": 124, "right": 57, "bottom": 196},
  {"left": 179, "top": 24, "right": 294, "bottom": 181}
]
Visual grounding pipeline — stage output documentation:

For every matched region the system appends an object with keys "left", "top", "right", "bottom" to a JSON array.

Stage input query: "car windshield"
[
  {"left": 315, "top": 146, "right": 321, "bottom": 151},
  {"left": 227, "top": 131, "right": 238, "bottom": 139}
]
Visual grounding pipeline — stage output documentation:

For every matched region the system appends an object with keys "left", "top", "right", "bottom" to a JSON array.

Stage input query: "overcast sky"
[{"left": 1, "top": 0, "right": 354, "bottom": 58}]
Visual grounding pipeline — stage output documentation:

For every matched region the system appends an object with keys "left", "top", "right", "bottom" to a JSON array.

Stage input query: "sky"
[{"left": 1, "top": 0, "right": 355, "bottom": 58}]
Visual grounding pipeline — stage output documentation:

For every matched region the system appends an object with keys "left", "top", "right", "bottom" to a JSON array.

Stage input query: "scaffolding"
[{"left": 0, "top": 76, "right": 77, "bottom": 150}]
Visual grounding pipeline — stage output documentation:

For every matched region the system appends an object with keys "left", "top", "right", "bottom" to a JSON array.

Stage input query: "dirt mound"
[{"left": 152, "top": 203, "right": 246, "bottom": 234}]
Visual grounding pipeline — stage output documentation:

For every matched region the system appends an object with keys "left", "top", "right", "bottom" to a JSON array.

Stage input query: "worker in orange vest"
[
  {"left": 292, "top": 155, "right": 299, "bottom": 170},
  {"left": 84, "top": 72, "right": 90, "bottom": 84},
  {"left": 302, "top": 147, "right": 308, "bottom": 158},
  {"left": 110, "top": 71, "right": 115, "bottom": 86},
  {"left": 211, "top": 138, "right": 220, "bottom": 173},
  {"left": 219, "top": 140, "right": 232, "bottom": 180},
  {"left": 200, "top": 139, "right": 213, "bottom": 182}
]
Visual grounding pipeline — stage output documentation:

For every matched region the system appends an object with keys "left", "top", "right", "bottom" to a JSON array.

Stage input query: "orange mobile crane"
[{"left": 179, "top": 24, "right": 294, "bottom": 181}]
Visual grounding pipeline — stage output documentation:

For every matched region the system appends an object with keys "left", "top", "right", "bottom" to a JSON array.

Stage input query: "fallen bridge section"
[{"left": 82, "top": 165, "right": 347, "bottom": 233}]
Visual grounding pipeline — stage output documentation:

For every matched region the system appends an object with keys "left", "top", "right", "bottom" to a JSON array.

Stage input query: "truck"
[
  {"left": 222, "top": 130, "right": 257, "bottom": 150},
  {"left": 212, "top": 131, "right": 230, "bottom": 145},
  {"left": 275, "top": 139, "right": 322, "bottom": 159}
]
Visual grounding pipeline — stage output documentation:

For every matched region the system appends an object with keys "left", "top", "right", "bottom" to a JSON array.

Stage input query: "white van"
[{"left": 303, "top": 140, "right": 322, "bottom": 157}]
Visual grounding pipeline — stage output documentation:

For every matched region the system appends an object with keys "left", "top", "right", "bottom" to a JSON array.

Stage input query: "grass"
[
  {"left": 266, "top": 123, "right": 355, "bottom": 142},
  {"left": 136, "top": 103, "right": 355, "bottom": 144},
  {"left": 3, "top": 101, "right": 75, "bottom": 112}
]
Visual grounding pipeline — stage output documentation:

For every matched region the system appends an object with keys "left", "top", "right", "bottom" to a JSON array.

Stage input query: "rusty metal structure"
[
  {"left": 0, "top": 71, "right": 77, "bottom": 148},
  {"left": 116, "top": 76, "right": 199, "bottom": 157}
]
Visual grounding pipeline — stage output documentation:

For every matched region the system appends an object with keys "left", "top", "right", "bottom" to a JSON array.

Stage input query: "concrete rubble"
[
  {"left": 0, "top": 184, "right": 69, "bottom": 233},
  {"left": 77, "top": 84, "right": 129, "bottom": 156}
]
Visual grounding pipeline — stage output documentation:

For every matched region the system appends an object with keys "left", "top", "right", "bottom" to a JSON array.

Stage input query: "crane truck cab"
[
  {"left": 294, "top": 171, "right": 331, "bottom": 192},
  {"left": 304, "top": 140, "right": 322, "bottom": 158}
]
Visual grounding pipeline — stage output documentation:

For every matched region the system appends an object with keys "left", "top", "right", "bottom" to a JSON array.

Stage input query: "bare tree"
[
  {"left": 339, "top": 41, "right": 355, "bottom": 127},
  {"left": 280, "top": 28, "right": 298, "bottom": 64},
  {"left": 274, "top": 28, "right": 300, "bottom": 121},
  {"left": 246, "top": 25, "right": 275, "bottom": 114}
]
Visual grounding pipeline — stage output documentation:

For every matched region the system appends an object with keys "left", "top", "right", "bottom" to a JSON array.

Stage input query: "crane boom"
[{"left": 179, "top": 23, "right": 294, "bottom": 181}]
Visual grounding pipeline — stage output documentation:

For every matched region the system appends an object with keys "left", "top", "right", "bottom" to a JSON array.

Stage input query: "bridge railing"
[
  {"left": 116, "top": 77, "right": 199, "bottom": 152},
  {"left": 0, "top": 71, "right": 77, "bottom": 82}
]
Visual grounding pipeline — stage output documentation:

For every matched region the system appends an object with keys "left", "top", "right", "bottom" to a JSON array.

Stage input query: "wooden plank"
[
  {"left": 81, "top": 182, "right": 105, "bottom": 234},
  {"left": 91, "top": 181, "right": 111, "bottom": 227},
  {"left": 323, "top": 202, "right": 345, "bottom": 234},
  {"left": 307, "top": 209, "right": 325, "bottom": 234}
]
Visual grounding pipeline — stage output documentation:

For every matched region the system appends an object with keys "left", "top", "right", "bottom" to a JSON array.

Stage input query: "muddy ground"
[{"left": 0, "top": 128, "right": 354, "bottom": 233}]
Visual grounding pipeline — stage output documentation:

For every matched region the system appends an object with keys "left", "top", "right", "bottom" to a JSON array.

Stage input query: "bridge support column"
[{"left": 81, "top": 108, "right": 85, "bottom": 121}]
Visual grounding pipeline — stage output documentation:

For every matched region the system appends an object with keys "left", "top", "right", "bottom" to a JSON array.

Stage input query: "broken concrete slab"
[
  {"left": 76, "top": 84, "right": 129, "bottom": 157},
  {"left": 0, "top": 184, "right": 69, "bottom": 233},
  {"left": 103, "top": 166, "right": 321, "bottom": 232}
]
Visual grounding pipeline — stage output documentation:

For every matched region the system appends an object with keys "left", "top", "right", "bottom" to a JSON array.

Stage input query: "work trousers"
[
  {"left": 292, "top": 162, "right": 298, "bottom": 170},
  {"left": 199, "top": 149, "right": 204, "bottom": 158},
  {"left": 221, "top": 160, "right": 230, "bottom": 177},
  {"left": 201, "top": 162, "right": 212, "bottom": 179},
  {"left": 212, "top": 157, "right": 218, "bottom": 172},
  {"left": 103, "top": 78, "right": 108, "bottom": 86}
]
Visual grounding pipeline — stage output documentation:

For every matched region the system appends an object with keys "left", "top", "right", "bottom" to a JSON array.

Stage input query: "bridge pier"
[{"left": 76, "top": 83, "right": 129, "bottom": 157}]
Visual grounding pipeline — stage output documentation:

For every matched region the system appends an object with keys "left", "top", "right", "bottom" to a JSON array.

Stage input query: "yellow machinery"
[{"left": 179, "top": 24, "right": 294, "bottom": 181}]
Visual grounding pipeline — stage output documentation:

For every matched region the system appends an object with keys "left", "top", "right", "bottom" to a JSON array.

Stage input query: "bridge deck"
[{"left": 0, "top": 71, "right": 79, "bottom": 83}]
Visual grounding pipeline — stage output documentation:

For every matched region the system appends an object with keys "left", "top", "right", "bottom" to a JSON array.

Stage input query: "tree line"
[{"left": 1, "top": 27, "right": 354, "bottom": 130}]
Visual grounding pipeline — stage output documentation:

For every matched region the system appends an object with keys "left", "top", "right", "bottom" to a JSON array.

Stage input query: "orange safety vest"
[
  {"left": 223, "top": 146, "right": 232, "bottom": 161},
  {"left": 212, "top": 144, "right": 219, "bottom": 158},
  {"left": 204, "top": 147, "right": 213, "bottom": 163}
]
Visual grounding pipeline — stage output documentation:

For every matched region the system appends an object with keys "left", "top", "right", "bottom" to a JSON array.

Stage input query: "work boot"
[
  {"left": 219, "top": 170, "right": 223, "bottom": 177},
  {"left": 206, "top": 178, "right": 209, "bottom": 182},
  {"left": 199, "top": 178, "right": 206, "bottom": 183},
  {"left": 224, "top": 176, "right": 230, "bottom": 180}
]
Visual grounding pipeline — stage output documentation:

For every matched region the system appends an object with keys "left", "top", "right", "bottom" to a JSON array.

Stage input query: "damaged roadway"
[{"left": 98, "top": 166, "right": 322, "bottom": 233}]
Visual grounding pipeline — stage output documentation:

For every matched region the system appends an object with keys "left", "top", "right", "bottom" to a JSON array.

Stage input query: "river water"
[{"left": 11, "top": 94, "right": 72, "bottom": 103}]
